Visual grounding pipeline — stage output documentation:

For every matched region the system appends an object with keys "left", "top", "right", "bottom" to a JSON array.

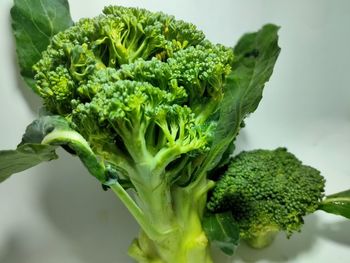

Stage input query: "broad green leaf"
[
  {"left": 11, "top": 0, "right": 73, "bottom": 90},
  {"left": 0, "top": 116, "right": 106, "bottom": 183},
  {"left": 199, "top": 24, "right": 281, "bottom": 174},
  {"left": 203, "top": 212, "right": 240, "bottom": 255},
  {"left": 0, "top": 144, "right": 58, "bottom": 182},
  {"left": 318, "top": 189, "right": 350, "bottom": 219}
]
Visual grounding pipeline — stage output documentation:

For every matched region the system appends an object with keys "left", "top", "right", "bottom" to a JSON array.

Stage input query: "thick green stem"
[
  {"left": 108, "top": 136, "right": 214, "bottom": 263},
  {"left": 128, "top": 219, "right": 213, "bottom": 263},
  {"left": 127, "top": 173, "right": 214, "bottom": 263},
  {"left": 110, "top": 183, "right": 160, "bottom": 239},
  {"left": 133, "top": 163, "right": 177, "bottom": 236},
  {"left": 244, "top": 227, "right": 279, "bottom": 249}
]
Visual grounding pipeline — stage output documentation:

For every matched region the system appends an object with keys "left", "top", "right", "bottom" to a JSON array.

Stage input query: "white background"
[{"left": 0, "top": 0, "right": 350, "bottom": 262}]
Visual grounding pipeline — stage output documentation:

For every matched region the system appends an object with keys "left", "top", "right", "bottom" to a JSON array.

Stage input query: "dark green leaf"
[
  {"left": 0, "top": 144, "right": 58, "bottom": 182},
  {"left": 202, "top": 24, "right": 281, "bottom": 172},
  {"left": 0, "top": 116, "right": 67, "bottom": 182},
  {"left": 0, "top": 116, "right": 106, "bottom": 183},
  {"left": 318, "top": 189, "right": 350, "bottom": 219},
  {"left": 11, "top": 0, "right": 73, "bottom": 90},
  {"left": 203, "top": 212, "right": 240, "bottom": 255}
]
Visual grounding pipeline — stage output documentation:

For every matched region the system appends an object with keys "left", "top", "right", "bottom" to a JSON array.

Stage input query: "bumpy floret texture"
[
  {"left": 33, "top": 6, "right": 232, "bottom": 114},
  {"left": 32, "top": 5, "right": 234, "bottom": 183},
  {"left": 207, "top": 148, "right": 326, "bottom": 239}
]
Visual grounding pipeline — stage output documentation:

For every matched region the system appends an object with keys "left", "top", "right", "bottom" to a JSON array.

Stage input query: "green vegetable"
[
  {"left": 202, "top": 212, "right": 240, "bottom": 255},
  {"left": 4, "top": 2, "right": 277, "bottom": 262},
  {"left": 1, "top": 0, "right": 349, "bottom": 262},
  {"left": 208, "top": 148, "right": 349, "bottom": 249}
]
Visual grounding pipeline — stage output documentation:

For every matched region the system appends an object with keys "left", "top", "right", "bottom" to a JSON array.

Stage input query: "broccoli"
[
  {"left": 3, "top": 1, "right": 349, "bottom": 262},
  {"left": 31, "top": 6, "right": 234, "bottom": 263},
  {"left": 208, "top": 148, "right": 326, "bottom": 248}
]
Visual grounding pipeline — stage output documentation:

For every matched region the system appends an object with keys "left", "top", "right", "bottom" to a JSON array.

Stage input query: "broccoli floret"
[
  {"left": 208, "top": 147, "right": 326, "bottom": 248},
  {"left": 168, "top": 43, "right": 233, "bottom": 120},
  {"left": 33, "top": 6, "right": 207, "bottom": 114}
]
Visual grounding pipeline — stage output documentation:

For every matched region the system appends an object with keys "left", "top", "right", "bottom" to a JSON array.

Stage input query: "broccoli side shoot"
[{"left": 207, "top": 147, "right": 325, "bottom": 248}]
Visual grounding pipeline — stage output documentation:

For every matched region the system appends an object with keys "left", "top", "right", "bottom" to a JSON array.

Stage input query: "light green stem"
[
  {"left": 244, "top": 227, "right": 279, "bottom": 249},
  {"left": 110, "top": 183, "right": 159, "bottom": 239},
  {"left": 127, "top": 175, "right": 214, "bottom": 263}
]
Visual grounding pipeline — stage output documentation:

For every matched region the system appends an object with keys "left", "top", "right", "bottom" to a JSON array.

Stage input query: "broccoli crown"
[
  {"left": 33, "top": 6, "right": 233, "bottom": 113},
  {"left": 207, "top": 148, "right": 325, "bottom": 239},
  {"left": 32, "top": 6, "right": 233, "bottom": 184}
]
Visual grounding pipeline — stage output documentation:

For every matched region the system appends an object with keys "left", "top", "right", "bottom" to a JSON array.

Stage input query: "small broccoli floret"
[
  {"left": 117, "top": 58, "right": 187, "bottom": 103},
  {"left": 208, "top": 147, "right": 326, "bottom": 248},
  {"left": 168, "top": 43, "right": 233, "bottom": 120},
  {"left": 103, "top": 6, "right": 205, "bottom": 55}
]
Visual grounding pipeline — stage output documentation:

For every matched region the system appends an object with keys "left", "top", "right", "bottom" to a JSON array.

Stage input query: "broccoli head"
[
  {"left": 207, "top": 147, "right": 326, "bottom": 248},
  {"left": 32, "top": 5, "right": 219, "bottom": 114},
  {"left": 31, "top": 6, "right": 234, "bottom": 191}
]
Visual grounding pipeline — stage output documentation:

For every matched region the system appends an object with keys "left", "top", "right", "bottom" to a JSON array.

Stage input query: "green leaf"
[
  {"left": 20, "top": 115, "right": 72, "bottom": 145},
  {"left": 318, "top": 189, "right": 350, "bottom": 219},
  {"left": 0, "top": 116, "right": 66, "bottom": 182},
  {"left": 0, "top": 116, "right": 106, "bottom": 183},
  {"left": 0, "top": 144, "right": 58, "bottom": 182},
  {"left": 200, "top": 24, "right": 281, "bottom": 173},
  {"left": 11, "top": 0, "right": 73, "bottom": 90},
  {"left": 203, "top": 212, "right": 240, "bottom": 255}
]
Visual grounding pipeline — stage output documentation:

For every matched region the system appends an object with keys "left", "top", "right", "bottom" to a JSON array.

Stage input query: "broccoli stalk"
[
  {"left": 126, "top": 176, "right": 214, "bottom": 263},
  {"left": 37, "top": 112, "right": 214, "bottom": 262},
  {"left": 243, "top": 227, "right": 280, "bottom": 249}
]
